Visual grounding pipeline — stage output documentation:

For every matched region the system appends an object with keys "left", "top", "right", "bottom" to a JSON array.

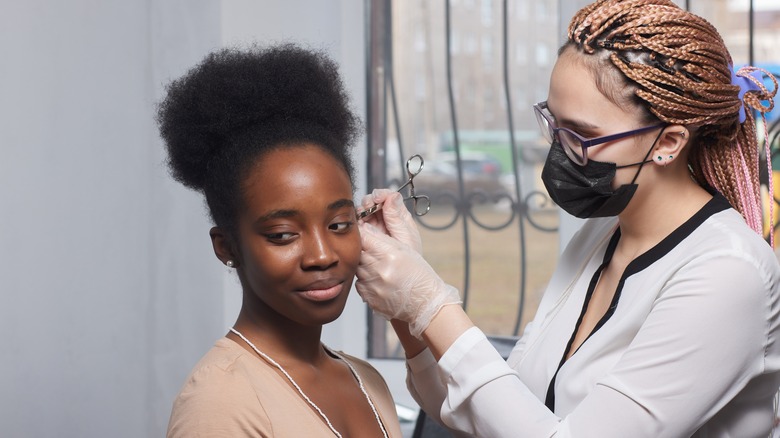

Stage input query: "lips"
[{"left": 297, "top": 280, "right": 345, "bottom": 302}]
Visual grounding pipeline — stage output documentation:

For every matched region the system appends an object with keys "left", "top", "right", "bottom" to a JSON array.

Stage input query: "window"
[
  {"left": 368, "top": 0, "right": 780, "bottom": 359},
  {"left": 482, "top": 34, "right": 493, "bottom": 68},
  {"left": 464, "top": 32, "right": 478, "bottom": 54},
  {"left": 368, "top": 0, "right": 561, "bottom": 358},
  {"left": 515, "top": 44, "right": 527, "bottom": 65},
  {"left": 535, "top": 2, "right": 548, "bottom": 20},
  {"left": 413, "top": 29, "right": 426, "bottom": 52},
  {"left": 481, "top": 0, "right": 493, "bottom": 26},
  {"left": 535, "top": 42, "right": 549, "bottom": 66}
]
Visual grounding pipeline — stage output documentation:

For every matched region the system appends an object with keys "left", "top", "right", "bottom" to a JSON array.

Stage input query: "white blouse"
[{"left": 407, "top": 194, "right": 780, "bottom": 437}]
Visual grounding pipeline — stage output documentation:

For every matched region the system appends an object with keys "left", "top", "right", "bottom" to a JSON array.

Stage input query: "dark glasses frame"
[{"left": 533, "top": 101, "right": 665, "bottom": 165}]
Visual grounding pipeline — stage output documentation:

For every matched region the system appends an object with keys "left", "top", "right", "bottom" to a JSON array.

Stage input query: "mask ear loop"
[{"left": 615, "top": 127, "right": 667, "bottom": 186}]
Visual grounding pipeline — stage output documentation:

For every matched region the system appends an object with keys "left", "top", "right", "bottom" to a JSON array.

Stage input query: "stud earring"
[
  {"left": 668, "top": 155, "right": 674, "bottom": 160},
  {"left": 226, "top": 260, "right": 235, "bottom": 268},
  {"left": 657, "top": 155, "right": 663, "bottom": 161}
]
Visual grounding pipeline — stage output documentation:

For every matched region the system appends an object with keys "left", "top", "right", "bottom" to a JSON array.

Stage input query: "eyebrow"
[
  {"left": 329, "top": 198, "right": 356, "bottom": 210},
  {"left": 557, "top": 117, "right": 600, "bottom": 131},
  {"left": 546, "top": 103, "right": 600, "bottom": 131},
  {"left": 255, "top": 198, "right": 356, "bottom": 223}
]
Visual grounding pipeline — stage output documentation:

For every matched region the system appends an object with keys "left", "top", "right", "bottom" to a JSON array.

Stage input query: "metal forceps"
[{"left": 357, "top": 154, "right": 431, "bottom": 220}]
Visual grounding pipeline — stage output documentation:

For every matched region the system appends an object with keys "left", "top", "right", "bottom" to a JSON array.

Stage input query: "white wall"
[{"left": 0, "top": 1, "right": 373, "bottom": 436}]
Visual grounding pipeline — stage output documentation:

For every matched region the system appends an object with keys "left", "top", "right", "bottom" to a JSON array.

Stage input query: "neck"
[
  {"left": 617, "top": 169, "right": 711, "bottom": 251},
  {"left": 230, "top": 305, "right": 326, "bottom": 365}
]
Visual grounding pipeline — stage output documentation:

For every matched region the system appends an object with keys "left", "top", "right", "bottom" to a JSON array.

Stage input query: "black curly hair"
[{"left": 156, "top": 43, "right": 360, "bottom": 237}]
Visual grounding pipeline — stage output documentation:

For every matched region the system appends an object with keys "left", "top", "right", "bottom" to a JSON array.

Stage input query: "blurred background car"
[{"left": 413, "top": 151, "right": 507, "bottom": 200}]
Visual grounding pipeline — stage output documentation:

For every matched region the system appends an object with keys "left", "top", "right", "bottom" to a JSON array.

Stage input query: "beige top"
[{"left": 167, "top": 337, "right": 402, "bottom": 437}]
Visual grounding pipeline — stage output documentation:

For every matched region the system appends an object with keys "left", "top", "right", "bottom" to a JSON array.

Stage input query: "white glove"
[
  {"left": 356, "top": 221, "right": 461, "bottom": 339},
  {"left": 359, "top": 189, "right": 422, "bottom": 254}
]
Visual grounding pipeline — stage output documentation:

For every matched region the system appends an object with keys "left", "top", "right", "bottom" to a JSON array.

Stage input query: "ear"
[
  {"left": 210, "top": 226, "right": 239, "bottom": 267},
  {"left": 651, "top": 125, "right": 689, "bottom": 167}
]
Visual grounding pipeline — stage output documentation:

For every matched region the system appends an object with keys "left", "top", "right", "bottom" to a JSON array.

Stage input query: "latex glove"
[
  {"left": 356, "top": 221, "right": 461, "bottom": 339},
  {"left": 359, "top": 189, "right": 422, "bottom": 254}
]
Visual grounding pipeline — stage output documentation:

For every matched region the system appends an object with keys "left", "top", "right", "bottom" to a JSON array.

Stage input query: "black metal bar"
[
  {"left": 388, "top": 62, "right": 406, "bottom": 178},
  {"left": 366, "top": 0, "right": 390, "bottom": 357},
  {"left": 503, "top": 0, "right": 529, "bottom": 336},
  {"left": 366, "top": 0, "right": 388, "bottom": 195},
  {"left": 445, "top": 0, "right": 472, "bottom": 309}
]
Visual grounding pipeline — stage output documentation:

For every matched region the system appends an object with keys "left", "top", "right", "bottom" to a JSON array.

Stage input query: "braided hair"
[
  {"left": 156, "top": 44, "right": 360, "bottom": 238},
  {"left": 566, "top": 0, "right": 776, "bottom": 238}
]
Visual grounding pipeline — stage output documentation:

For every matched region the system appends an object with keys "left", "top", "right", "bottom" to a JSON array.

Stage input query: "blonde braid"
[{"left": 568, "top": 0, "right": 778, "bottom": 241}]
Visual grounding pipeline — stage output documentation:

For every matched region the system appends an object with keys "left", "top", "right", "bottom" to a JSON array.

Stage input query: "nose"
[{"left": 301, "top": 228, "right": 338, "bottom": 270}]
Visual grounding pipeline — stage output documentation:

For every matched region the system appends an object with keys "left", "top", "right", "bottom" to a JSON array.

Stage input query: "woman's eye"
[
  {"left": 264, "top": 232, "right": 296, "bottom": 243},
  {"left": 329, "top": 222, "right": 353, "bottom": 233}
]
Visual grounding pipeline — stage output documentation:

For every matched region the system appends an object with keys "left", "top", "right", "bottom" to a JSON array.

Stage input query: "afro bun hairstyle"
[{"left": 156, "top": 43, "right": 360, "bottom": 232}]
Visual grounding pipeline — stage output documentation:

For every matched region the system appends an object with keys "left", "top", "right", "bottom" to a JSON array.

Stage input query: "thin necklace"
[{"left": 230, "top": 328, "right": 389, "bottom": 438}]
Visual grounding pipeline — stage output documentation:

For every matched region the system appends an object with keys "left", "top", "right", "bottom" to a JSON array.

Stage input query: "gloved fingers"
[
  {"left": 357, "top": 192, "right": 388, "bottom": 233},
  {"left": 372, "top": 190, "right": 423, "bottom": 253},
  {"left": 357, "top": 220, "right": 455, "bottom": 335},
  {"left": 360, "top": 192, "right": 375, "bottom": 209},
  {"left": 357, "top": 221, "right": 417, "bottom": 279},
  {"left": 367, "top": 188, "right": 397, "bottom": 205},
  {"left": 355, "top": 253, "right": 402, "bottom": 321},
  {"left": 358, "top": 222, "right": 431, "bottom": 283},
  {"left": 358, "top": 221, "right": 400, "bottom": 254}
]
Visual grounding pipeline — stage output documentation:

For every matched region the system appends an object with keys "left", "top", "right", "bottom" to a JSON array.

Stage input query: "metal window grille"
[{"left": 366, "top": 0, "right": 779, "bottom": 359}]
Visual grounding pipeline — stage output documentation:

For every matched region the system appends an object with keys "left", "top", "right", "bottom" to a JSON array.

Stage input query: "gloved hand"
[
  {"left": 356, "top": 221, "right": 461, "bottom": 339},
  {"left": 359, "top": 189, "right": 422, "bottom": 254}
]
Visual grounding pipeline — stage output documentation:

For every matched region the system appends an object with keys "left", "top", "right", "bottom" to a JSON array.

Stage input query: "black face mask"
[{"left": 541, "top": 136, "right": 658, "bottom": 218}]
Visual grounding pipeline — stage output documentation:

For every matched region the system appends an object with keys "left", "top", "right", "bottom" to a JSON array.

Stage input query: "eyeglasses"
[{"left": 533, "top": 101, "right": 665, "bottom": 165}]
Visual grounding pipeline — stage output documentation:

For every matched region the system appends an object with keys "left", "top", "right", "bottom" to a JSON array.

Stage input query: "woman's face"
[
  {"left": 547, "top": 48, "right": 658, "bottom": 184},
  {"left": 233, "top": 144, "right": 360, "bottom": 327}
]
